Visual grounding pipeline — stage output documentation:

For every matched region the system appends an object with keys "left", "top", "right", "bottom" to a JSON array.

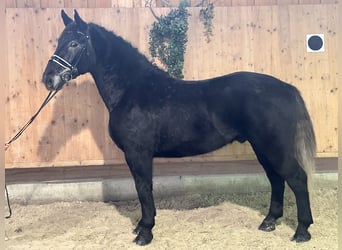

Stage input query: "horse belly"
[
  {"left": 154, "top": 118, "right": 235, "bottom": 158},
  {"left": 155, "top": 134, "right": 227, "bottom": 158}
]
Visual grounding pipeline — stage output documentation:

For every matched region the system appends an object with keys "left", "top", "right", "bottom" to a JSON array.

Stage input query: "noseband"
[{"left": 49, "top": 33, "right": 89, "bottom": 82}]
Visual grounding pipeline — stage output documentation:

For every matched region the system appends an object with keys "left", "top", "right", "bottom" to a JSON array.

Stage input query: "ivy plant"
[
  {"left": 148, "top": 0, "right": 215, "bottom": 79},
  {"left": 149, "top": 1, "right": 190, "bottom": 79},
  {"left": 199, "top": 2, "right": 215, "bottom": 43}
]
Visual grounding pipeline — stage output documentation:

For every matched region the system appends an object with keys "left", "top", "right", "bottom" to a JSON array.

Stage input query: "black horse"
[{"left": 42, "top": 10, "right": 316, "bottom": 246}]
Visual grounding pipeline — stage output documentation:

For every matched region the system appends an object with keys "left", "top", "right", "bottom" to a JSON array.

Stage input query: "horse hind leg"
[
  {"left": 284, "top": 163, "right": 313, "bottom": 242},
  {"left": 257, "top": 152, "right": 313, "bottom": 242}
]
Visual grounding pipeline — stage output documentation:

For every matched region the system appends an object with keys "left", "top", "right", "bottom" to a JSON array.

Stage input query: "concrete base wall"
[{"left": 5, "top": 173, "right": 337, "bottom": 204}]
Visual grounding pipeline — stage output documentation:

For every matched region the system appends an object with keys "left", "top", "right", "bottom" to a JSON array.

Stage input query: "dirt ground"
[{"left": 5, "top": 187, "right": 337, "bottom": 250}]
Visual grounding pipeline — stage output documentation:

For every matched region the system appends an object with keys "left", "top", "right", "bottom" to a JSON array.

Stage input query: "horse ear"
[
  {"left": 74, "top": 10, "right": 88, "bottom": 32},
  {"left": 61, "top": 10, "right": 73, "bottom": 26}
]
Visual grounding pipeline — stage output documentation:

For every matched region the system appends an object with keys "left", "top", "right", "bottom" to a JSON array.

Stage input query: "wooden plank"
[
  {"left": 338, "top": 5, "right": 342, "bottom": 247},
  {"left": 299, "top": 0, "right": 321, "bottom": 4},
  {"left": 5, "top": 0, "right": 17, "bottom": 8},
  {"left": 6, "top": 9, "right": 34, "bottom": 165},
  {"left": 184, "top": 7, "right": 201, "bottom": 79},
  {"left": 276, "top": 0, "right": 299, "bottom": 4},
  {"left": 41, "top": 0, "right": 65, "bottom": 8},
  {"left": 132, "top": 0, "right": 143, "bottom": 7},
  {"left": 320, "top": 0, "right": 338, "bottom": 3},
  {"left": 214, "top": 0, "right": 232, "bottom": 6},
  {"left": 1, "top": 0, "right": 8, "bottom": 225},
  {"left": 87, "top": 0, "right": 112, "bottom": 7},
  {"left": 64, "top": 0, "right": 88, "bottom": 8},
  {"left": 15, "top": 0, "right": 41, "bottom": 8},
  {"left": 4, "top": 161, "right": 264, "bottom": 183},
  {"left": 112, "top": 0, "right": 136, "bottom": 7},
  {"left": 254, "top": 0, "right": 277, "bottom": 5},
  {"left": 231, "top": 0, "right": 254, "bottom": 6},
  {"left": 318, "top": 4, "right": 338, "bottom": 154},
  {"left": 156, "top": 0, "right": 179, "bottom": 7}
]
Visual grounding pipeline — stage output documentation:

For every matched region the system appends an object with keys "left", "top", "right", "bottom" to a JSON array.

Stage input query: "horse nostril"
[
  {"left": 43, "top": 75, "right": 55, "bottom": 89},
  {"left": 48, "top": 77, "right": 53, "bottom": 85}
]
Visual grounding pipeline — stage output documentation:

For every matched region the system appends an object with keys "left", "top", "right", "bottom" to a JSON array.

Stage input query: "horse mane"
[{"left": 88, "top": 23, "right": 172, "bottom": 81}]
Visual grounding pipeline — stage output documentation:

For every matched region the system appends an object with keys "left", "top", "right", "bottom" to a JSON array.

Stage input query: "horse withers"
[{"left": 42, "top": 10, "right": 316, "bottom": 246}]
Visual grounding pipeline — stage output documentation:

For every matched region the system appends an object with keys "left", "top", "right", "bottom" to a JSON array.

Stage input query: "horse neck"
[{"left": 88, "top": 24, "right": 156, "bottom": 111}]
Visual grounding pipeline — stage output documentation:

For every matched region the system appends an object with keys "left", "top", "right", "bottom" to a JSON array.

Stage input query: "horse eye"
[{"left": 70, "top": 41, "right": 78, "bottom": 47}]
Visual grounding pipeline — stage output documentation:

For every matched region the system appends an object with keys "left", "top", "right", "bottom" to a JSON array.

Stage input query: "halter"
[{"left": 49, "top": 33, "right": 89, "bottom": 82}]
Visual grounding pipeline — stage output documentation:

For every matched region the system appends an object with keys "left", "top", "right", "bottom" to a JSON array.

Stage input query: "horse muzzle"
[{"left": 43, "top": 71, "right": 66, "bottom": 91}]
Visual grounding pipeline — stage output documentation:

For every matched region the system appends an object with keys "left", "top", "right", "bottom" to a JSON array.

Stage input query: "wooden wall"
[
  {"left": 4, "top": 0, "right": 339, "bottom": 8},
  {"left": 4, "top": 3, "right": 338, "bottom": 168}
]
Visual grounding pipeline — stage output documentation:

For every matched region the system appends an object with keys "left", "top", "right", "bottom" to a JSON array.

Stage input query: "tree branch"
[{"left": 145, "top": 0, "right": 160, "bottom": 21}]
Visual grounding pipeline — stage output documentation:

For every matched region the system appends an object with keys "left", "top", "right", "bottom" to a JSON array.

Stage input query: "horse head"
[{"left": 42, "top": 10, "right": 95, "bottom": 91}]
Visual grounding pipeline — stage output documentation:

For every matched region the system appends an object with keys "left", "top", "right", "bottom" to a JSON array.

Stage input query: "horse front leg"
[
  {"left": 125, "top": 151, "right": 155, "bottom": 246},
  {"left": 253, "top": 150, "right": 285, "bottom": 232},
  {"left": 259, "top": 171, "right": 285, "bottom": 232}
]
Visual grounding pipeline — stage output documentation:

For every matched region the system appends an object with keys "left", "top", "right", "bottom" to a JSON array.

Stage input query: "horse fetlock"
[
  {"left": 133, "top": 224, "right": 153, "bottom": 234},
  {"left": 133, "top": 225, "right": 142, "bottom": 235},
  {"left": 133, "top": 228, "right": 153, "bottom": 246}
]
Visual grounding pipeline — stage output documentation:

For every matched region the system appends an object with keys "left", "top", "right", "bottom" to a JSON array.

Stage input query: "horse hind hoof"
[
  {"left": 258, "top": 221, "right": 276, "bottom": 232},
  {"left": 291, "top": 231, "right": 311, "bottom": 242},
  {"left": 133, "top": 229, "right": 153, "bottom": 246}
]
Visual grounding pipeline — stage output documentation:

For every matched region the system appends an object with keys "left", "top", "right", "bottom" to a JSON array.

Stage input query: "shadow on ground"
[{"left": 107, "top": 187, "right": 299, "bottom": 232}]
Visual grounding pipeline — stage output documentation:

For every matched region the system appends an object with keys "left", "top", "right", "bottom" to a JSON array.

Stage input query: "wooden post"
[
  {"left": 0, "top": 0, "right": 8, "bottom": 246},
  {"left": 338, "top": 1, "right": 342, "bottom": 248}
]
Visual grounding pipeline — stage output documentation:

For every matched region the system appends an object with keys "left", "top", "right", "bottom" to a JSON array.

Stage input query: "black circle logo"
[{"left": 307, "top": 35, "right": 323, "bottom": 51}]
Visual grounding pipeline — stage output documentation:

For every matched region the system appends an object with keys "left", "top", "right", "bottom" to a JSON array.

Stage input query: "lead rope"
[
  {"left": 5, "top": 184, "right": 11, "bottom": 219},
  {"left": 4, "top": 90, "right": 59, "bottom": 218}
]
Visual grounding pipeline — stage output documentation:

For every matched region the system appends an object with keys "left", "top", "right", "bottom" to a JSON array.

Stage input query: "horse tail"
[{"left": 294, "top": 94, "right": 316, "bottom": 193}]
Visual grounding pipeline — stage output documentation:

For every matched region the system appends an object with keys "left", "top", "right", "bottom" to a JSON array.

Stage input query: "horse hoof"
[
  {"left": 133, "top": 229, "right": 153, "bottom": 246},
  {"left": 258, "top": 221, "right": 276, "bottom": 232},
  {"left": 291, "top": 231, "right": 311, "bottom": 242}
]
